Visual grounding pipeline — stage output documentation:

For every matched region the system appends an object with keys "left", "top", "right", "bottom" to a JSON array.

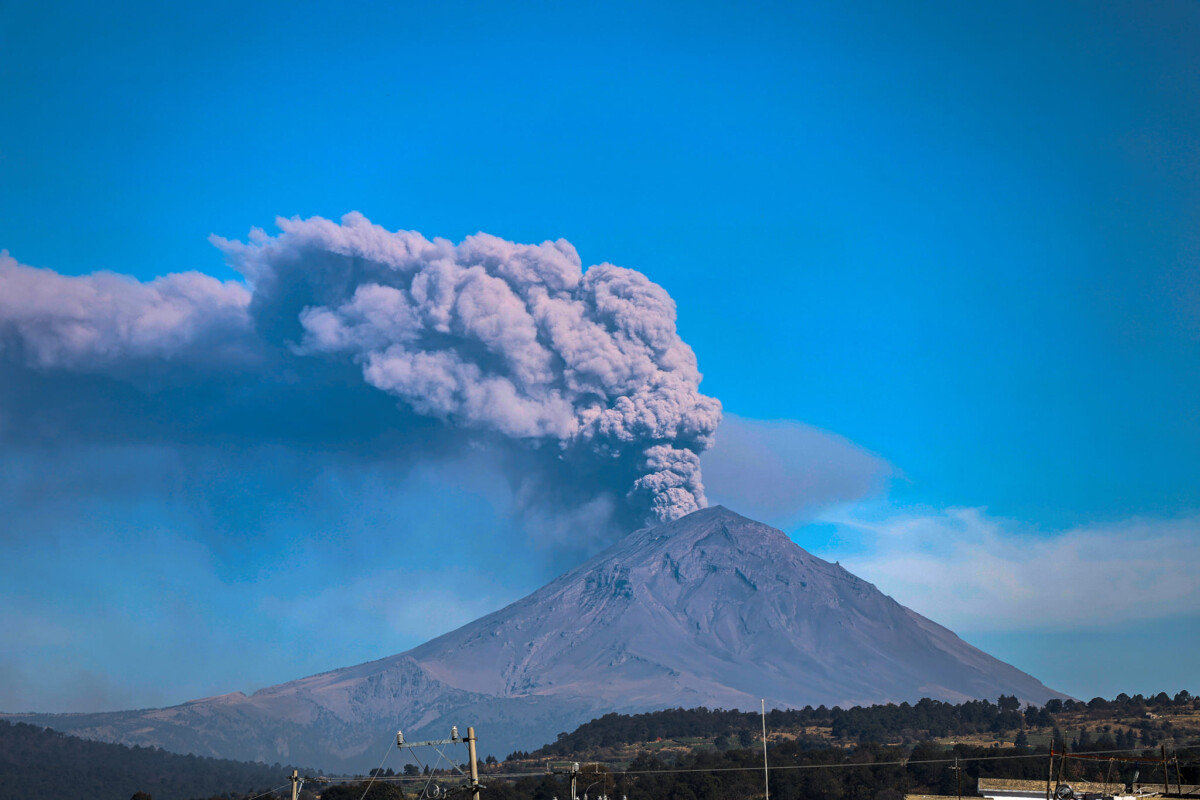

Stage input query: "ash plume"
[
  {"left": 0, "top": 214, "right": 721, "bottom": 532},
  {"left": 215, "top": 213, "right": 722, "bottom": 523}
]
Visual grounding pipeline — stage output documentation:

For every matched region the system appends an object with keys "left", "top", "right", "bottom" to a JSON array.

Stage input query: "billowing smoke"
[
  {"left": 0, "top": 251, "right": 253, "bottom": 371},
  {"left": 216, "top": 213, "right": 721, "bottom": 523},
  {"left": 0, "top": 214, "right": 721, "bottom": 532}
]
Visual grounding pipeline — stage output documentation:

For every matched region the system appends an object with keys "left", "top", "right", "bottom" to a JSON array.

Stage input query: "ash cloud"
[
  {"left": 0, "top": 251, "right": 254, "bottom": 372},
  {"left": 0, "top": 214, "right": 721, "bottom": 535}
]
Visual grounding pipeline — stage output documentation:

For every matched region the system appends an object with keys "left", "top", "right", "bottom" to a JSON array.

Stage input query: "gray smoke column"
[{"left": 214, "top": 213, "right": 721, "bottom": 522}]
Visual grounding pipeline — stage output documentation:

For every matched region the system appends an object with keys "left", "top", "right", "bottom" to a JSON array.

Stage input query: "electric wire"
[
  {"left": 355, "top": 734, "right": 397, "bottom": 800},
  {"left": 321, "top": 744, "right": 1194, "bottom": 783},
  {"left": 429, "top": 742, "right": 469, "bottom": 777},
  {"left": 242, "top": 781, "right": 294, "bottom": 800},
  {"left": 405, "top": 747, "right": 433, "bottom": 799},
  {"left": 394, "top": 732, "right": 467, "bottom": 800},
  {"left": 419, "top": 741, "right": 453, "bottom": 800},
  {"left": 414, "top": 748, "right": 439, "bottom": 800}
]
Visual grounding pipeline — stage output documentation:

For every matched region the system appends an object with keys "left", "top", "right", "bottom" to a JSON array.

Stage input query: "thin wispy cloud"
[
  {"left": 258, "top": 567, "right": 523, "bottom": 648},
  {"left": 825, "top": 507, "right": 1200, "bottom": 632},
  {"left": 703, "top": 414, "right": 894, "bottom": 527}
]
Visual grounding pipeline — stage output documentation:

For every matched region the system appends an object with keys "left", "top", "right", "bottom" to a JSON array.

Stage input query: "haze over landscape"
[
  {"left": 1, "top": 0, "right": 1198, "bottom": 763},
  {"left": 6, "top": 507, "right": 1066, "bottom": 772}
]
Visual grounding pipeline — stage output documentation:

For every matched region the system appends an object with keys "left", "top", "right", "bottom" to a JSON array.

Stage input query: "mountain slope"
[
  {"left": 3, "top": 506, "right": 1063, "bottom": 772},
  {"left": 407, "top": 505, "right": 1056, "bottom": 711}
]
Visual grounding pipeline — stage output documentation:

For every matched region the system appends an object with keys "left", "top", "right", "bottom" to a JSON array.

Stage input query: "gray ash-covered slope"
[
  {"left": 408, "top": 505, "right": 1059, "bottom": 710},
  {"left": 5, "top": 506, "right": 1062, "bottom": 772}
]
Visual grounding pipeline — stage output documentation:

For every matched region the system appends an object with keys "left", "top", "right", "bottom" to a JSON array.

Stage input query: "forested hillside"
[
  {"left": 0, "top": 721, "right": 304, "bottom": 800},
  {"left": 478, "top": 692, "right": 1200, "bottom": 800},
  {"left": 475, "top": 737, "right": 1200, "bottom": 800},
  {"left": 518, "top": 691, "right": 1200, "bottom": 760}
]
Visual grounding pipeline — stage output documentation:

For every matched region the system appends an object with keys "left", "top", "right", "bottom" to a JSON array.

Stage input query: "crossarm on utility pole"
[{"left": 397, "top": 737, "right": 464, "bottom": 748}]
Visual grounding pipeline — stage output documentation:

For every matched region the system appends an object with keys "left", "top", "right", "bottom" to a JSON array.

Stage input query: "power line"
[
  {"left": 354, "top": 734, "right": 397, "bottom": 800},
  {"left": 321, "top": 744, "right": 1194, "bottom": 783},
  {"left": 242, "top": 782, "right": 295, "bottom": 800}
]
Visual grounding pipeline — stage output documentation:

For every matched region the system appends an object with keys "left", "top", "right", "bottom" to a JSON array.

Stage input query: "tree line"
[
  {"left": 525, "top": 691, "right": 1198, "bottom": 756},
  {"left": 0, "top": 721, "right": 298, "bottom": 800}
]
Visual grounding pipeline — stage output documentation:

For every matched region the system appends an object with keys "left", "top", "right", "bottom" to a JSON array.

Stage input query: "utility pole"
[
  {"left": 950, "top": 757, "right": 962, "bottom": 800},
  {"left": 571, "top": 762, "right": 580, "bottom": 800},
  {"left": 290, "top": 769, "right": 300, "bottom": 800},
  {"left": 397, "top": 726, "right": 483, "bottom": 800},
  {"left": 466, "top": 727, "right": 481, "bottom": 800},
  {"left": 1162, "top": 746, "right": 1169, "bottom": 796},
  {"left": 1046, "top": 748, "right": 1055, "bottom": 800},
  {"left": 761, "top": 700, "right": 770, "bottom": 800}
]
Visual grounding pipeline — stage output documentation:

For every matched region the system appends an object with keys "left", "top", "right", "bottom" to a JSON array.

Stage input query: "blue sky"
[{"left": 1, "top": 0, "right": 1197, "bottom": 712}]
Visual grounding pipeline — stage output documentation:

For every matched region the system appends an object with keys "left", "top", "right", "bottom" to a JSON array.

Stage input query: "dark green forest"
[
  {"left": 526, "top": 691, "right": 1198, "bottom": 757},
  {"left": 484, "top": 741, "right": 1112, "bottom": 800},
  {"left": 0, "top": 721, "right": 298, "bottom": 800}
]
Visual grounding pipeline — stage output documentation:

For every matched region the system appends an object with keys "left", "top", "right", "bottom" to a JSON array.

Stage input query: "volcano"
[{"left": 5, "top": 506, "right": 1063, "bottom": 771}]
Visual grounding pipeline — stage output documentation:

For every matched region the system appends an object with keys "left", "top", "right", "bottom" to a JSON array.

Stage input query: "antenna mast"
[{"left": 761, "top": 699, "right": 770, "bottom": 800}]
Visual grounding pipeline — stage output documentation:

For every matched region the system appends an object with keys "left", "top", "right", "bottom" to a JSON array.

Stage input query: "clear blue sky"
[{"left": 1, "top": 0, "right": 1197, "bottom": 711}]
